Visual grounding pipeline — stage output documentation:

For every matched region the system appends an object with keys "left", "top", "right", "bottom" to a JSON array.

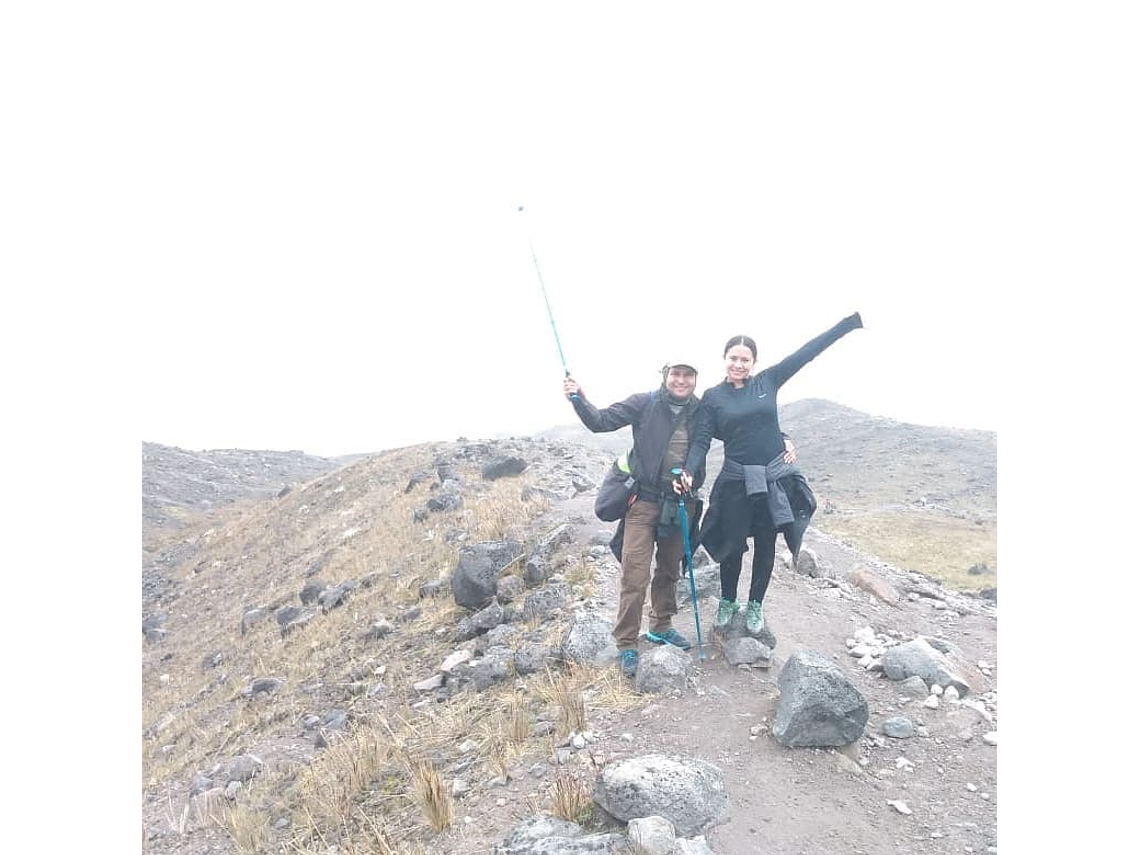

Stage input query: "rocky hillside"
[
  {"left": 142, "top": 442, "right": 364, "bottom": 552},
  {"left": 776, "top": 399, "right": 996, "bottom": 517}
]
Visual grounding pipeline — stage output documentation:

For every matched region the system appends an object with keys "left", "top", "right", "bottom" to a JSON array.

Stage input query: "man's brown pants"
[{"left": 613, "top": 498, "right": 684, "bottom": 649}]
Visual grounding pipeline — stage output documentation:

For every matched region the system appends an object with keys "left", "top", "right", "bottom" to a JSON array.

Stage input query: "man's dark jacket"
[
  {"left": 570, "top": 388, "right": 706, "bottom": 497},
  {"left": 571, "top": 387, "right": 705, "bottom": 561}
]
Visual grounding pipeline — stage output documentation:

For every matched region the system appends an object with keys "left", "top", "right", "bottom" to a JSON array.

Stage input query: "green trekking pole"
[
  {"left": 672, "top": 468, "right": 705, "bottom": 661},
  {"left": 518, "top": 206, "right": 578, "bottom": 399}
]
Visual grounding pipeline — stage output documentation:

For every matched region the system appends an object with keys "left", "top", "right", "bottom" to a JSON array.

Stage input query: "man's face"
[{"left": 666, "top": 366, "right": 697, "bottom": 399}]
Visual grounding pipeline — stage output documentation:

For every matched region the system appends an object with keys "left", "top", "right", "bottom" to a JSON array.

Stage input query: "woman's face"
[{"left": 724, "top": 345, "right": 755, "bottom": 386}]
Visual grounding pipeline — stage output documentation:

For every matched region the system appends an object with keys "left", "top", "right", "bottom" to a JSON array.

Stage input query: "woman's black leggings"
[{"left": 719, "top": 511, "right": 778, "bottom": 605}]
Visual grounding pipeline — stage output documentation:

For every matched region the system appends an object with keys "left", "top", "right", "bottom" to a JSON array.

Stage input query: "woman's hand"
[
  {"left": 783, "top": 437, "right": 797, "bottom": 464},
  {"left": 563, "top": 376, "right": 581, "bottom": 399}
]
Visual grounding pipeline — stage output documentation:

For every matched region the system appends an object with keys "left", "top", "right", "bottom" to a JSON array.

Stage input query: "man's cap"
[{"left": 662, "top": 360, "right": 698, "bottom": 374}]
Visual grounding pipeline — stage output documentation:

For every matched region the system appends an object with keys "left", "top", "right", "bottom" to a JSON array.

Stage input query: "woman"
[{"left": 681, "top": 312, "right": 864, "bottom": 635}]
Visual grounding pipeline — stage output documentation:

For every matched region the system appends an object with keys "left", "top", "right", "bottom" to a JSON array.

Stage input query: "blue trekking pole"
[
  {"left": 672, "top": 468, "right": 705, "bottom": 661},
  {"left": 519, "top": 206, "right": 578, "bottom": 399}
]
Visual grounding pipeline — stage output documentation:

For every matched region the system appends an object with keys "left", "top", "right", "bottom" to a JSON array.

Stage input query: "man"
[{"left": 563, "top": 360, "right": 704, "bottom": 678}]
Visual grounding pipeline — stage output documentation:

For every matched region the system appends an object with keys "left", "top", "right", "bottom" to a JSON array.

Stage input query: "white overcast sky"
[{"left": 129, "top": 3, "right": 1013, "bottom": 457}]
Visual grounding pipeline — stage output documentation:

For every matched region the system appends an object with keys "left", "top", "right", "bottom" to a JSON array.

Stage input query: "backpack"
[{"left": 594, "top": 450, "right": 637, "bottom": 522}]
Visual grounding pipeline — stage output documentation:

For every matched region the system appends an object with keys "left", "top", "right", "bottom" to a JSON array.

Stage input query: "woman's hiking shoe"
[
  {"left": 645, "top": 628, "right": 692, "bottom": 651},
  {"left": 620, "top": 649, "right": 639, "bottom": 678},
  {"left": 714, "top": 598, "right": 738, "bottom": 629},
  {"left": 745, "top": 600, "right": 765, "bottom": 634}
]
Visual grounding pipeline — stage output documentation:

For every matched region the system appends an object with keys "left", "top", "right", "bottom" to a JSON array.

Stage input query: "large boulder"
[
  {"left": 772, "top": 649, "right": 868, "bottom": 748},
  {"left": 451, "top": 541, "right": 524, "bottom": 610},
  {"left": 593, "top": 754, "right": 728, "bottom": 836}
]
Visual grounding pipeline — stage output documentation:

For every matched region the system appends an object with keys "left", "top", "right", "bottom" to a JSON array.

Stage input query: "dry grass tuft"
[
  {"left": 541, "top": 666, "right": 589, "bottom": 737},
  {"left": 285, "top": 718, "right": 401, "bottom": 840},
  {"left": 563, "top": 556, "right": 598, "bottom": 597},
  {"left": 507, "top": 694, "right": 533, "bottom": 743},
  {"left": 580, "top": 663, "right": 644, "bottom": 714},
  {"left": 488, "top": 736, "right": 514, "bottom": 779},
  {"left": 352, "top": 807, "right": 403, "bottom": 855},
  {"left": 550, "top": 770, "right": 593, "bottom": 823},
  {"left": 469, "top": 693, "right": 533, "bottom": 778},
  {"left": 220, "top": 803, "right": 272, "bottom": 854},
  {"left": 408, "top": 757, "right": 452, "bottom": 832},
  {"left": 467, "top": 479, "right": 550, "bottom": 541}
]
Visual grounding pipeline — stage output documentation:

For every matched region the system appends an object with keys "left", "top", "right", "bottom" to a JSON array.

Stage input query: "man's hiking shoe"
[
  {"left": 620, "top": 649, "right": 639, "bottom": 678},
  {"left": 645, "top": 628, "right": 692, "bottom": 651},
  {"left": 745, "top": 600, "right": 765, "bottom": 634},
  {"left": 714, "top": 598, "right": 738, "bottom": 629}
]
